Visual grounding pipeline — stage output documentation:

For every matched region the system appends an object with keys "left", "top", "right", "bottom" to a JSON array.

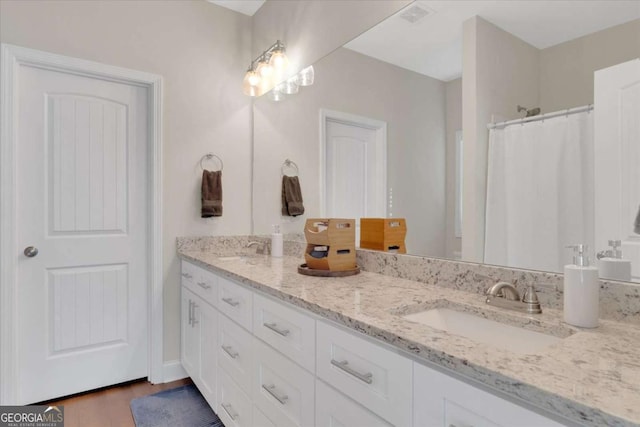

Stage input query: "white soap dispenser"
[
  {"left": 597, "top": 240, "right": 631, "bottom": 282},
  {"left": 271, "top": 224, "right": 283, "bottom": 258},
  {"left": 564, "top": 244, "right": 599, "bottom": 328}
]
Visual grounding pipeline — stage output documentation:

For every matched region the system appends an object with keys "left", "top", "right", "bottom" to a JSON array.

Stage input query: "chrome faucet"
[
  {"left": 485, "top": 282, "right": 542, "bottom": 314},
  {"left": 246, "top": 240, "right": 270, "bottom": 255}
]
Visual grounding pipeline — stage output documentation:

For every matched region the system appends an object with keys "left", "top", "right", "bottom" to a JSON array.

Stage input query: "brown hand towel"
[
  {"left": 202, "top": 170, "right": 222, "bottom": 217},
  {"left": 281, "top": 175, "right": 305, "bottom": 216}
]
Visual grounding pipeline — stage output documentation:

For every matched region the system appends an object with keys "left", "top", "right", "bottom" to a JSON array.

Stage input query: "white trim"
[
  {"left": 0, "top": 44, "right": 164, "bottom": 403},
  {"left": 319, "top": 109, "right": 387, "bottom": 218},
  {"left": 162, "top": 360, "right": 188, "bottom": 383}
]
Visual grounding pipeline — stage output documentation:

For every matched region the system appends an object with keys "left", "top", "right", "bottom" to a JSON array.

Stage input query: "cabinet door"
[
  {"left": 181, "top": 287, "right": 200, "bottom": 379},
  {"left": 316, "top": 380, "right": 391, "bottom": 427},
  {"left": 413, "top": 362, "right": 565, "bottom": 427},
  {"left": 197, "top": 301, "right": 218, "bottom": 409}
]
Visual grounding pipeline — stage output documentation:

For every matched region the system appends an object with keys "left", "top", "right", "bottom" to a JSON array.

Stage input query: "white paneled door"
[
  {"left": 594, "top": 59, "right": 640, "bottom": 282},
  {"left": 16, "top": 63, "right": 149, "bottom": 403},
  {"left": 324, "top": 113, "right": 387, "bottom": 243}
]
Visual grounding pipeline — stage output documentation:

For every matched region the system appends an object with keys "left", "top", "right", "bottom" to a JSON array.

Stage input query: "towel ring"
[
  {"left": 200, "top": 153, "right": 223, "bottom": 172},
  {"left": 281, "top": 159, "right": 299, "bottom": 177}
]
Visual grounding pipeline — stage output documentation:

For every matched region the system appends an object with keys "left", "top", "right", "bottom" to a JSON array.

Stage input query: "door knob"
[{"left": 24, "top": 246, "right": 38, "bottom": 257}]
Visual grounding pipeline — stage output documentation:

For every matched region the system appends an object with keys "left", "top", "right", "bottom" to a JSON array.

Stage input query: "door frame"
[
  {"left": 318, "top": 109, "right": 387, "bottom": 217},
  {"left": 0, "top": 44, "right": 164, "bottom": 404}
]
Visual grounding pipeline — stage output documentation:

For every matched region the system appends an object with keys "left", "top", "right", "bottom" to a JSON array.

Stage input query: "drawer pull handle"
[
  {"left": 197, "top": 281, "right": 212, "bottom": 290},
  {"left": 222, "top": 297, "right": 240, "bottom": 307},
  {"left": 330, "top": 359, "right": 373, "bottom": 384},
  {"left": 188, "top": 300, "right": 193, "bottom": 326},
  {"left": 181, "top": 272, "right": 193, "bottom": 279},
  {"left": 222, "top": 345, "right": 239, "bottom": 359},
  {"left": 263, "top": 322, "right": 290, "bottom": 337},
  {"left": 191, "top": 302, "right": 199, "bottom": 326},
  {"left": 222, "top": 403, "right": 239, "bottom": 421},
  {"left": 262, "top": 384, "right": 288, "bottom": 405}
]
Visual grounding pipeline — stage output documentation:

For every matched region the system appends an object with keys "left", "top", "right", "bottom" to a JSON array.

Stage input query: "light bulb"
[
  {"left": 256, "top": 60, "right": 273, "bottom": 79},
  {"left": 242, "top": 70, "right": 262, "bottom": 96},
  {"left": 269, "top": 50, "right": 289, "bottom": 72},
  {"left": 298, "top": 65, "right": 314, "bottom": 86},
  {"left": 269, "top": 50, "right": 289, "bottom": 87},
  {"left": 248, "top": 71, "right": 261, "bottom": 87}
]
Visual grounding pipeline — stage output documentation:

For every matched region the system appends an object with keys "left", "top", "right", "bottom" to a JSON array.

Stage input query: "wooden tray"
[{"left": 297, "top": 263, "right": 360, "bottom": 277}]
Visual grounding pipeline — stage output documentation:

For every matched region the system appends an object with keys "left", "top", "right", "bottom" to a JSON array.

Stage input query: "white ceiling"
[
  {"left": 345, "top": 1, "right": 640, "bottom": 82},
  {"left": 208, "top": 0, "right": 265, "bottom": 16}
]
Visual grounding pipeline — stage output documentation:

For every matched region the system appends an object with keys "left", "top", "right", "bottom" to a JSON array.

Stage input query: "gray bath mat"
[{"left": 130, "top": 384, "right": 223, "bottom": 427}]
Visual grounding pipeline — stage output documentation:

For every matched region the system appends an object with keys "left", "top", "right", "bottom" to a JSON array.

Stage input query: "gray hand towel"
[
  {"left": 202, "top": 170, "right": 222, "bottom": 217},
  {"left": 281, "top": 175, "right": 305, "bottom": 216},
  {"left": 635, "top": 204, "right": 640, "bottom": 235}
]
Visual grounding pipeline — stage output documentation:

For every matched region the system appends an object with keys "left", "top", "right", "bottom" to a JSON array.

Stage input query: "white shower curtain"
[{"left": 484, "top": 111, "right": 594, "bottom": 273}]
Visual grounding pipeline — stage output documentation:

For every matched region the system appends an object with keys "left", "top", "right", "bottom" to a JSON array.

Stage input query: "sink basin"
[
  {"left": 402, "top": 308, "right": 565, "bottom": 354},
  {"left": 217, "top": 256, "right": 245, "bottom": 261}
]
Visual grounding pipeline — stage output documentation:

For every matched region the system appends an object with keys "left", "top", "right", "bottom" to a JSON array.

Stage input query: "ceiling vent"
[{"left": 399, "top": 5, "right": 433, "bottom": 24}]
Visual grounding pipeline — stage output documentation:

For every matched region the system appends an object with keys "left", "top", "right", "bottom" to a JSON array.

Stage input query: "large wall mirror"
[{"left": 252, "top": 1, "right": 640, "bottom": 283}]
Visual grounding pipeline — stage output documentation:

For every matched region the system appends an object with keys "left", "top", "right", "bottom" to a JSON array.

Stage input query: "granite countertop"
[{"left": 178, "top": 250, "right": 640, "bottom": 427}]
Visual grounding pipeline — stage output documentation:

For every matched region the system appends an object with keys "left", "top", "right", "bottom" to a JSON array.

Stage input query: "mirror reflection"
[{"left": 252, "top": 1, "right": 640, "bottom": 283}]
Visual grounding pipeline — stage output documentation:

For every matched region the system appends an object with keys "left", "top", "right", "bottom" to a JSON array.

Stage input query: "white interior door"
[
  {"left": 325, "top": 118, "right": 386, "bottom": 243},
  {"left": 594, "top": 58, "right": 640, "bottom": 282},
  {"left": 16, "top": 63, "right": 149, "bottom": 403}
]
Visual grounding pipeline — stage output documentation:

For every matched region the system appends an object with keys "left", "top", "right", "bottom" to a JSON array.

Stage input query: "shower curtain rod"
[{"left": 487, "top": 104, "right": 593, "bottom": 130}]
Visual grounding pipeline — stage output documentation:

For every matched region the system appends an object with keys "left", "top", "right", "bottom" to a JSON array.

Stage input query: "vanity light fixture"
[
  {"left": 243, "top": 40, "right": 289, "bottom": 97},
  {"left": 242, "top": 40, "right": 315, "bottom": 100}
]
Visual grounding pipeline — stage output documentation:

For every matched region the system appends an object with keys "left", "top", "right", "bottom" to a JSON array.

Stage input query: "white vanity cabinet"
[
  {"left": 413, "top": 362, "right": 565, "bottom": 427},
  {"left": 181, "top": 286, "right": 218, "bottom": 409},
  {"left": 181, "top": 260, "right": 568, "bottom": 427}
]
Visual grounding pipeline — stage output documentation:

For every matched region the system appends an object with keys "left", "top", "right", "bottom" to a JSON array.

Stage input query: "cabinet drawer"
[
  {"left": 181, "top": 260, "right": 197, "bottom": 285},
  {"left": 316, "top": 321, "right": 412, "bottom": 427},
  {"left": 252, "top": 338, "right": 314, "bottom": 427},
  {"left": 219, "top": 312, "right": 253, "bottom": 396},
  {"left": 182, "top": 261, "right": 217, "bottom": 307},
  {"left": 218, "top": 276, "right": 253, "bottom": 331},
  {"left": 446, "top": 400, "right": 500, "bottom": 427},
  {"left": 413, "top": 362, "right": 565, "bottom": 427},
  {"left": 253, "top": 405, "right": 278, "bottom": 427},
  {"left": 218, "top": 369, "right": 252, "bottom": 427},
  {"left": 253, "top": 294, "right": 316, "bottom": 372},
  {"left": 316, "top": 380, "right": 391, "bottom": 427}
]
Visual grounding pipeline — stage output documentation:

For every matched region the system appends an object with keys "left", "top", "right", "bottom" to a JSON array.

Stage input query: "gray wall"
[
  {"left": 0, "top": 0, "right": 253, "bottom": 363},
  {"left": 253, "top": 47, "right": 447, "bottom": 257},
  {"left": 462, "top": 16, "right": 540, "bottom": 262},
  {"left": 445, "top": 78, "right": 462, "bottom": 259},
  {"left": 251, "top": 0, "right": 411, "bottom": 85},
  {"left": 540, "top": 19, "right": 640, "bottom": 112}
]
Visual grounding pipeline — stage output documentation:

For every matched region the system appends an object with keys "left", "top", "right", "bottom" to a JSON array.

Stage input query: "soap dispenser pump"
[
  {"left": 564, "top": 244, "right": 599, "bottom": 328},
  {"left": 597, "top": 240, "right": 631, "bottom": 282}
]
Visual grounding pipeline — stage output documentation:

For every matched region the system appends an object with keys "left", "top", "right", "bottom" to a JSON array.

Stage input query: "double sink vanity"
[{"left": 178, "top": 237, "right": 640, "bottom": 427}]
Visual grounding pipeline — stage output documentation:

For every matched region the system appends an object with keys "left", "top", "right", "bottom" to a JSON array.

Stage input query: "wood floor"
[{"left": 41, "top": 378, "right": 192, "bottom": 427}]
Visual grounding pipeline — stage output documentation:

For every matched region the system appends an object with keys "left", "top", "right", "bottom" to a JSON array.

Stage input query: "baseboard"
[{"left": 162, "top": 360, "right": 188, "bottom": 383}]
